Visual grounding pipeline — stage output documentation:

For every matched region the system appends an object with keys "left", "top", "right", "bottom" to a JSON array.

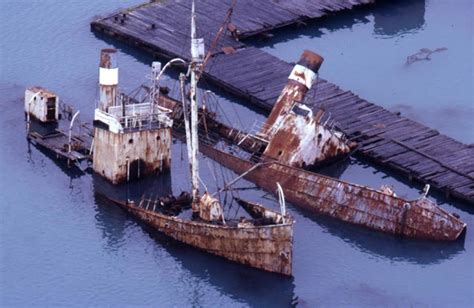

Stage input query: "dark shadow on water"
[
  {"left": 92, "top": 171, "right": 173, "bottom": 251},
  {"left": 310, "top": 156, "right": 351, "bottom": 179},
  {"left": 92, "top": 176, "right": 296, "bottom": 307},
  {"left": 250, "top": 0, "right": 426, "bottom": 48},
  {"left": 26, "top": 138, "right": 87, "bottom": 180},
  {"left": 373, "top": 0, "right": 425, "bottom": 37},
  {"left": 28, "top": 118, "right": 58, "bottom": 136},
  {"left": 290, "top": 204, "right": 465, "bottom": 266},
  {"left": 92, "top": 171, "right": 173, "bottom": 204},
  {"left": 144, "top": 226, "right": 296, "bottom": 308}
]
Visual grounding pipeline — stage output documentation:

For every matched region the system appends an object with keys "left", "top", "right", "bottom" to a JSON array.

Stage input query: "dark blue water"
[{"left": 1, "top": 0, "right": 473, "bottom": 306}]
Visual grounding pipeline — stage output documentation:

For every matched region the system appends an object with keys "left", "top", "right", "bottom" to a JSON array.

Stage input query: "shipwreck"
[
  {"left": 92, "top": 49, "right": 173, "bottom": 184},
  {"left": 25, "top": 86, "right": 92, "bottom": 169},
  {"left": 104, "top": 2, "right": 295, "bottom": 276},
  {"left": 157, "top": 49, "right": 466, "bottom": 241}
]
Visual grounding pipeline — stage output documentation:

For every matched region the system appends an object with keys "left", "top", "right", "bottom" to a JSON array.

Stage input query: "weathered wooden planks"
[{"left": 90, "top": 0, "right": 473, "bottom": 204}]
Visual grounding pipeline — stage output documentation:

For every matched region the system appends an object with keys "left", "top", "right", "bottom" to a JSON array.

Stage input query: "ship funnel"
[
  {"left": 99, "top": 48, "right": 118, "bottom": 111},
  {"left": 261, "top": 50, "right": 324, "bottom": 136},
  {"left": 288, "top": 50, "right": 324, "bottom": 91}
]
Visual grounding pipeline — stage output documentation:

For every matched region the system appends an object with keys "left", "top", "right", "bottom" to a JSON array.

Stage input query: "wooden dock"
[{"left": 90, "top": 0, "right": 474, "bottom": 204}]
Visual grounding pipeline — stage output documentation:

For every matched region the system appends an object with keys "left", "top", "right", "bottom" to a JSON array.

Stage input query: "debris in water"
[{"left": 406, "top": 47, "right": 448, "bottom": 65}]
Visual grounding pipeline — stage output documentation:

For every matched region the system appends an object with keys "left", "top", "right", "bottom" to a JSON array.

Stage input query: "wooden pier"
[{"left": 91, "top": 0, "right": 474, "bottom": 204}]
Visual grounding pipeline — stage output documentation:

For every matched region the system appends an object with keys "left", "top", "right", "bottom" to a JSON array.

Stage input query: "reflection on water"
[
  {"left": 92, "top": 172, "right": 173, "bottom": 251},
  {"left": 27, "top": 141, "right": 86, "bottom": 180},
  {"left": 252, "top": 0, "right": 426, "bottom": 47},
  {"left": 92, "top": 171, "right": 173, "bottom": 202},
  {"left": 298, "top": 208, "right": 465, "bottom": 265},
  {"left": 92, "top": 173, "right": 296, "bottom": 307},
  {"left": 93, "top": 193, "right": 130, "bottom": 252},
  {"left": 143, "top": 227, "right": 296, "bottom": 307},
  {"left": 373, "top": 0, "right": 425, "bottom": 37}
]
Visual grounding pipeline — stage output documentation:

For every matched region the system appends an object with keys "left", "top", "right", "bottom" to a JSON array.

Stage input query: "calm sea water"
[{"left": 1, "top": 0, "right": 473, "bottom": 307}]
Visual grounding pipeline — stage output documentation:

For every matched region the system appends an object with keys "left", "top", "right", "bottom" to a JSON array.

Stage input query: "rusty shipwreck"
[
  {"left": 156, "top": 48, "right": 466, "bottom": 241},
  {"left": 25, "top": 86, "right": 92, "bottom": 169},
  {"left": 105, "top": 192, "right": 294, "bottom": 276},
  {"left": 92, "top": 49, "right": 173, "bottom": 184},
  {"left": 106, "top": 2, "right": 295, "bottom": 276}
]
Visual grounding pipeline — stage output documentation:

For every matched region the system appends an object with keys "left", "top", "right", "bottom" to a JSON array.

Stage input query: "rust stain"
[
  {"left": 99, "top": 48, "right": 116, "bottom": 68},
  {"left": 293, "top": 70, "right": 306, "bottom": 81},
  {"left": 93, "top": 51, "right": 173, "bottom": 184},
  {"left": 103, "top": 195, "right": 294, "bottom": 276},
  {"left": 154, "top": 52, "right": 466, "bottom": 241},
  {"left": 221, "top": 46, "right": 236, "bottom": 55},
  {"left": 199, "top": 142, "right": 466, "bottom": 241},
  {"left": 93, "top": 127, "right": 172, "bottom": 184},
  {"left": 298, "top": 50, "right": 324, "bottom": 72},
  {"left": 258, "top": 51, "right": 354, "bottom": 169}
]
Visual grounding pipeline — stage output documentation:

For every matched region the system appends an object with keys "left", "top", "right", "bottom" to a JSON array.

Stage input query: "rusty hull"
[
  {"left": 93, "top": 50, "right": 174, "bottom": 185},
  {"left": 262, "top": 111, "right": 355, "bottom": 168},
  {"left": 106, "top": 197, "right": 294, "bottom": 276},
  {"left": 259, "top": 50, "right": 354, "bottom": 168},
  {"left": 201, "top": 110, "right": 353, "bottom": 168},
  {"left": 262, "top": 50, "right": 324, "bottom": 131},
  {"left": 199, "top": 143, "right": 466, "bottom": 241},
  {"left": 93, "top": 127, "right": 171, "bottom": 184}
]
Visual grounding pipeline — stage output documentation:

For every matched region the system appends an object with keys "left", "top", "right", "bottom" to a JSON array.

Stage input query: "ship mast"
[{"left": 189, "top": 0, "right": 204, "bottom": 212}]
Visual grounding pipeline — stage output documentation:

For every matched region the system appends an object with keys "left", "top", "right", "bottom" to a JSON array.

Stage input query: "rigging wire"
[{"left": 206, "top": 159, "right": 222, "bottom": 202}]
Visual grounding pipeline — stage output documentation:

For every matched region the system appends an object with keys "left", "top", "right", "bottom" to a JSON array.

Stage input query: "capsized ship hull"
[{"left": 199, "top": 142, "right": 466, "bottom": 241}]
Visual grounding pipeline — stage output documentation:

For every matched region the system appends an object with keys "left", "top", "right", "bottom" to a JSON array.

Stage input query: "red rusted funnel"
[
  {"left": 262, "top": 50, "right": 324, "bottom": 135},
  {"left": 288, "top": 50, "right": 324, "bottom": 91},
  {"left": 99, "top": 48, "right": 118, "bottom": 111},
  {"left": 298, "top": 50, "right": 324, "bottom": 75}
]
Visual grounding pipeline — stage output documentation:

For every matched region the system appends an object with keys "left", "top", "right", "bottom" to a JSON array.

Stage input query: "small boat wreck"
[
  {"left": 158, "top": 49, "right": 466, "bottom": 241},
  {"left": 25, "top": 86, "right": 92, "bottom": 169},
  {"left": 104, "top": 192, "right": 294, "bottom": 276},
  {"left": 105, "top": 2, "right": 295, "bottom": 276}
]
